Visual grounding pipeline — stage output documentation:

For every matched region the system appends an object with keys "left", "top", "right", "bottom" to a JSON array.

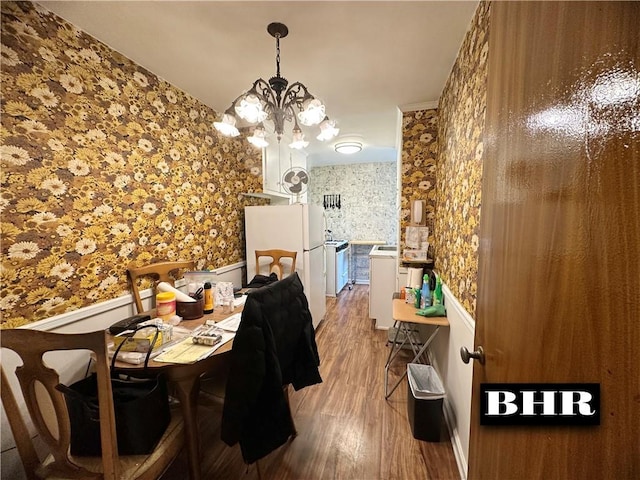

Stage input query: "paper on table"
[
  {"left": 211, "top": 313, "right": 242, "bottom": 332},
  {"left": 157, "top": 282, "right": 195, "bottom": 302},
  {"left": 154, "top": 330, "right": 234, "bottom": 364},
  {"left": 233, "top": 295, "right": 247, "bottom": 307},
  {"left": 108, "top": 326, "right": 192, "bottom": 365}
]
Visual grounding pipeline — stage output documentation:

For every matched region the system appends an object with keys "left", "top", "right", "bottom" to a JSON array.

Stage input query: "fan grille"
[{"left": 282, "top": 167, "right": 309, "bottom": 195}]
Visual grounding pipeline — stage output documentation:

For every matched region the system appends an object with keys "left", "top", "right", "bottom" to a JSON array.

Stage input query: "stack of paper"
[
  {"left": 154, "top": 329, "right": 234, "bottom": 364},
  {"left": 210, "top": 313, "right": 242, "bottom": 332}
]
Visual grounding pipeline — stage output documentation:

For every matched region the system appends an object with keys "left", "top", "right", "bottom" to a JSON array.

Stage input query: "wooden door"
[{"left": 469, "top": 2, "right": 640, "bottom": 479}]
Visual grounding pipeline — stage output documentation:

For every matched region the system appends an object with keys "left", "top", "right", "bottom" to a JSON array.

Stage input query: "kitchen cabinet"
[{"left": 262, "top": 140, "right": 308, "bottom": 203}]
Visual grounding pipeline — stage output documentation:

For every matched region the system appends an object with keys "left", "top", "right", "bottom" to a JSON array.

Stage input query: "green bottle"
[{"left": 433, "top": 275, "right": 443, "bottom": 306}]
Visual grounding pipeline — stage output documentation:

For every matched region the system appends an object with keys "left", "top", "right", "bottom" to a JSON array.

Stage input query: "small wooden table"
[
  {"left": 384, "top": 299, "right": 449, "bottom": 399},
  {"left": 112, "top": 305, "right": 241, "bottom": 480}
]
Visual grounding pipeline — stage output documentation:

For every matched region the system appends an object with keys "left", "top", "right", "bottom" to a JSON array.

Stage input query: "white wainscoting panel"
[
  {"left": 1, "top": 263, "right": 244, "bottom": 478},
  {"left": 428, "top": 283, "right": 475, "bottom": 480}
]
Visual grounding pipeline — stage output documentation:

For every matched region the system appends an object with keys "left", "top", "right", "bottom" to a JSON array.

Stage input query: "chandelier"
[{"left": 213, "top": 22, "right": 339, "bottom": 150}]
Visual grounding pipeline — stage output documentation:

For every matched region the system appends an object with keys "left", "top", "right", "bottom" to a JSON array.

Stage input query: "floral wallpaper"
[
  {"left": 434, "top": 1, "right": 490, "bottom": 319},
  {"left": 309, "top": 162, "right": 397, "bottom": 283},
  {"left": 309, "top": 162, "right": 397, "bottom": 245},
  {"left": 400, "top": 108, "right": 438, "bottom": 259},
  {"left": 0, "top": 2, "right": 265, "bottom": 328}
]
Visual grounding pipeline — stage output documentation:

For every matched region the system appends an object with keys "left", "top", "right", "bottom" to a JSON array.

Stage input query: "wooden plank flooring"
[{"left": 161, "top": 285, "right": 460, "bottom": 479}]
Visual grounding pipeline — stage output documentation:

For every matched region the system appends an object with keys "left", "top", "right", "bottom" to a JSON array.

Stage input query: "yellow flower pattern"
[
  {"left": 400, "top": 108, "right": 438, "bottom": 257},
  {"left": 435, "top": 1, "right": 489, "bottom": 319},
  {"left": 0, "top": 2, "right": 265, "bottom": 328}
]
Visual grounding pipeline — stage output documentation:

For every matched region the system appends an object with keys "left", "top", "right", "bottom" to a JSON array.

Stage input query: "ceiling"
[{"left": 40, "top": 1, "right": 478, "bottom": 168}]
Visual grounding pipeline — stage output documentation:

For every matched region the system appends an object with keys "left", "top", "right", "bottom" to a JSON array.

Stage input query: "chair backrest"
[
  {"left": 255, "top": 250, "right": 297, "bottom": 279},
  {"left": 1, "top": 329, "right": 184, "bottom": 479},
  {"left": 1, "top": 329, "right": 120, "bottom": 479},
  {"left": 127, "top": 260, "right": 195, "bottom": 313}
]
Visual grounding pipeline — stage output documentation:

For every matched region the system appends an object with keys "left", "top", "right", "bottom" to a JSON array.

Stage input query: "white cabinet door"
[
  {"left": 326, "top": 246, "right": 337, "bottom": 296},
  {"left": 263, "top": 141, "right": 308, "bottom": 202},
  {"left": 263, "top": 143, "right": 284, "bottom": 195},
  {"left": 336, "top": 247, "right": 349, "bottom": 293}
]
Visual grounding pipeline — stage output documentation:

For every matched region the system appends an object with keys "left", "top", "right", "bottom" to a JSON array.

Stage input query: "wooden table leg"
[{"left": 170, "top": 375, "right": 202, "bottom": 480}]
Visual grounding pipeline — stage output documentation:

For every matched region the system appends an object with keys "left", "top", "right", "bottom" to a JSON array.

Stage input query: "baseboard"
[
  {"left": 443, "top": 399, "right": 468, "bottom": 479},
  {"left": 428, "top": 350, "right": 468, "bottom": 480},
  {"left": 427, "top": 282, "right": 475, "bottom": 480}
]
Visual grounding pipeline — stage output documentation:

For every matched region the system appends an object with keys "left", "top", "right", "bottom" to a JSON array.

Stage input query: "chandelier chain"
[
  {"left": 275, "top": 35, "right": 281, "bottom": 78},
  {"left": 213, "top": 22, "right": 338, "bottom": 149}
]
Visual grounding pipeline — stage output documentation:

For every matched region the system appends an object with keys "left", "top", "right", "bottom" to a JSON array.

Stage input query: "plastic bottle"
[
  {"left": 420, "top": 274, "right": 431, "bottom": 309},
  {"left": 433, "top": 275, "right": 443, "bottom": 306},
  {"left": 156, "top": 291, "right": 176, "bottom": 321},
  {"left": 203, "top": 282, "right": 214, "bottom": 314}
]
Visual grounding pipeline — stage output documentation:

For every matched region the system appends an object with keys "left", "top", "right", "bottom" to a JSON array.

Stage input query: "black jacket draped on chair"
[{"left": 221, "top": 272, "right": 322, "bottom": 464}]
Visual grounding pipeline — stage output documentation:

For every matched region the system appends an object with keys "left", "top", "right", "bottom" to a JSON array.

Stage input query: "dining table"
[{"left": 111, "top": 303, "right": 242, "bottom": 480}]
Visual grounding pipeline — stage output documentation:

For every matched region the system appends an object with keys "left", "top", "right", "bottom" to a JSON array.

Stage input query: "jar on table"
[{"left": 156, "top": 291, "right": 176, "bottom": 321}]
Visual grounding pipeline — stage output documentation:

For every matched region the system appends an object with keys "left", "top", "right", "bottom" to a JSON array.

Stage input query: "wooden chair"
[
  {"left": 255, "top": 250, "right": 297, "bottom": 279},
  {"left": 127, "top": 260, "right": 195, "bottom": 313},
  {"left": 0, "top": 329, "right": 184, "bottom": 480}
]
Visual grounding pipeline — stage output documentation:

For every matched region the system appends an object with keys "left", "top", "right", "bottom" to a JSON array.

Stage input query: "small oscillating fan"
[{"left": 281, "top": 167, "right": 309, "bottom": 201}]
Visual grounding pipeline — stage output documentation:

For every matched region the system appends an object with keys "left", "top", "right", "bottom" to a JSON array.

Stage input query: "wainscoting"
[
  {"left": 0, "top": 263, "right": 244, "bottom": 479},
  {"left": 1, "top": 269, "right": 473, "bottom": 480},
  {"left": 429, "top": 283, "right": 475, "bottom": 479}
]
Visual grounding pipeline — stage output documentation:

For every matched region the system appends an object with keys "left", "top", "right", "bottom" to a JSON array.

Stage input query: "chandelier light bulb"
[
  {"left": 213, "top": 113, "right": 240, "bottom": 137},
  {"left": 289, "top": 128, "right": 309, "bottom": 149},
  {"left": 235, "top": 94, "right": 268, "bottom": 124},
  {"left": 247, "top": 125, "right": 269, "bottom": 148},
  {"left": 298, "top": 98, "right": 326, "bottom": 126},
  {"left": 216, "top": 22, "right": 335, "bottom": 150},
  {"left": 316, "top": 117, "right": 340, "bottom": 141}
]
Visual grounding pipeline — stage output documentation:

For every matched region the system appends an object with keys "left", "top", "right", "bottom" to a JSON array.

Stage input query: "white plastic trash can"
[{"left": 407, "top": 363, "right": 445, "bottom": 441}]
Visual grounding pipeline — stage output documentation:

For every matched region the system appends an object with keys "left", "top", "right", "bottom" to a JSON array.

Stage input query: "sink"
[{"left": 370, "top": 245, "right": 398, "bottom": 256}]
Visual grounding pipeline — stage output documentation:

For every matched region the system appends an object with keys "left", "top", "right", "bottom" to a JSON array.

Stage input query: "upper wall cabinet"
[{"left": 263, "top": 140, "right": 308, "bottom": 203}]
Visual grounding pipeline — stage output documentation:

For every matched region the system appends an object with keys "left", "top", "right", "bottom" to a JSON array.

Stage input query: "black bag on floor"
[{"left": 57, "top": 325, "right": 171, "bottom": 456}]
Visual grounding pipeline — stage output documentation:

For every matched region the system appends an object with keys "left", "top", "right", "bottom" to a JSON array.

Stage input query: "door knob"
[{"left": 460, "top": 346, "right": 485, "bottom": 364}]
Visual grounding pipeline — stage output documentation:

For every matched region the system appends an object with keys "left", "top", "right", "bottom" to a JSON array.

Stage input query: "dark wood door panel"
[{"left": 469, "top": 2, "right": 640, "bottom": 479}]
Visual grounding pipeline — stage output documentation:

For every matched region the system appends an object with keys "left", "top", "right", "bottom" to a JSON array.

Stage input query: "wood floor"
[{"left": 161, "top": 285, "right": 460, "bottom": 479}]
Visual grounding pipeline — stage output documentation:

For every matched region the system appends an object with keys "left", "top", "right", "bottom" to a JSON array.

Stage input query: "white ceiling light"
[
  {"left": 335, "top": 141, "right": 362, "bottom": 155},
  {"left": 213, "top": 22, "right": 337, "bottom": 150}
]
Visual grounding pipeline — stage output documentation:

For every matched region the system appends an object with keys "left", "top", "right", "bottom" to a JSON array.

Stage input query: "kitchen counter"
[
  {"left": 349, "top": 241, "right": 386, "bottom": 284},
  {"left": 369, "top": 245, "right": 398, "bottom": 258}
]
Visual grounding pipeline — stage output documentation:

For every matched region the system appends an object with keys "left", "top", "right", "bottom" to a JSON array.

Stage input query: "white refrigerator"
[{"left": 244, "top": 204, "right": 326, "bottom": 329}]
